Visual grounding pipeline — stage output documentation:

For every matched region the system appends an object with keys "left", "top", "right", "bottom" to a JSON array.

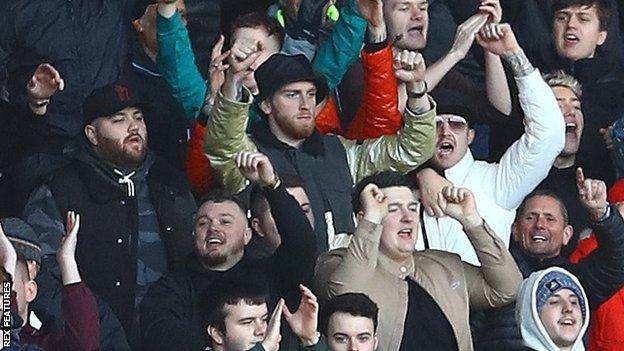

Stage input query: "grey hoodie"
[{"left": 515, "top": 267, "right": 590, "bottom": 351}]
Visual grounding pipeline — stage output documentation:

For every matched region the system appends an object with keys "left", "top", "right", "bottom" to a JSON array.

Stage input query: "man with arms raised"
[{"left": 315, "top": 171, "right": 522, "bottom": 351}]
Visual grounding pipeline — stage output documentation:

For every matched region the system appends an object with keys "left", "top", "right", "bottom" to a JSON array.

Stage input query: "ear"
[
  {"left": 24, "top": 280, "right": 38, "bottom": 304},
  {"left": 511, "top": 222, "right": 520, "bottom": 243},
  {"left": 251, "top": 218, "right": 264, "bottom": 237},
  {"left": 355, "top": 211, "right": 364, "bottom": 223},
  {"left": 132, "top": 19, "right": 143, "bottom": 33},
  {"left": 207, "top": 325, "right": 225, "bottom": 346},
  {"left": 243, "top": 227, "right": 252, "bottom": 245},
  {"left": 467, "top": 129, "right": 476, "bottom": 145},
  {"left": 84, "top": 124, "right": 99, "bottom": 146},
  {"left": 597, "top": 30, "right": 607, "bottom": 46},
  {"left": 259, "top": 100, "right": 272, "bottom": 115},
  {"left": 562, "top": 224, "right": 574, "bottom": 246}
]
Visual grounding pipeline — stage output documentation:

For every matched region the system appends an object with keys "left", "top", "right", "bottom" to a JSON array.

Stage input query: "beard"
[
  {"left": 274, "top": 115, "right": 315, "bottom": 140},
  {"left": 96, "top": 134, "right": 147, "bottom": 168}
]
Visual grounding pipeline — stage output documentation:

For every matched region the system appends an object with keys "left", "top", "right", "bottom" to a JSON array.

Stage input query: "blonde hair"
[{"left": 543, "top": 70, "right": 583, "bottom": 99}]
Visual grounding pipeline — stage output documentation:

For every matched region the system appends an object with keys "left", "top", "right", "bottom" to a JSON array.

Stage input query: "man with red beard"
[
  {"left": 22, "top": 82, "right": 197, "bottom": 345},
  {"left": 205, "top": 51, "right": 435, "bottom": 253}
]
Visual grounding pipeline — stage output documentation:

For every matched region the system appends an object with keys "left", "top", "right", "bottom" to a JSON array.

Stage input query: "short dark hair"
[
  {"left": 352, "top": 172, "right": 414, "bottom": 214},
  {"left": 198, "top": 188, "right": 247, "bottom": 216},
  {"left": 229, "top": 12, "right": 285, "bottom": 45},
  {"left": 515, "top": 189, "right": 569, "bottom": 224},
  {"left": 320, "top": 293, "right": 379, "bottom": 335},
  {"left": 203, "top": 279, "right": 269, "bottom": 336},
  {"left": 249, "top": 173, "right": 307, "bottom": 218},
  {"left": 551, "top": 0, "right": 612, "bottom": 31}
]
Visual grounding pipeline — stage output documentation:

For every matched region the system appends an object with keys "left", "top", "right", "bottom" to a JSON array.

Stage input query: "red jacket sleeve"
[
  {"left": 315, "top": 96, "right": 343, "bottom": 135},
  {"left": 185, "top": 121, "right": 217, "bottom": 197},
  {"left": 344, "top": 44, "right": 402, "bottom": 139},
  {"left": 46, "top": 282, "right": 101, "bottom": 351}
]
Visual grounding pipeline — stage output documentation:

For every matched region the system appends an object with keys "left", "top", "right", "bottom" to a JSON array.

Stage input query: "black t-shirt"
[{"left": 399, "top": 279, "right": 458, "bottom": 351}]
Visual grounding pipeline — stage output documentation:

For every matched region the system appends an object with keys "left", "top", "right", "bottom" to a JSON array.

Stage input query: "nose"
[
  {"left": 400, "top": 206, "right": 415, "bottom": 223},
  {"left": 562, "top": 300, "right": 574, "bottom": 314},
  {"left": 300, "top": 94, "right": 313, "bottom": 111},
  {"left": 348, "top": 338, "right": 358, "bottom": 351},
  {"left": 255, "top": 320, "right": 267, "bottom": 337},
  {"left": 128, "top": 118, "right": 140, "bottom": 132},
  {"left": 438, "top": 120, "right": 452, "bottom": 136},
  {"left": 535, "top": 215, "right": 547, "bottom": 229},
  {"left": 566, "top": 16, "right": 579, "bottom": 29},
  {"left": 410, "top": 6, "right": 424, "bottom": 20}
]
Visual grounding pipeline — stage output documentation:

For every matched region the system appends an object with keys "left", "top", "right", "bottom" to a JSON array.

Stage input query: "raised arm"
[
  {"left": 342, "top": 51, "right": 435, "bottom": 184},
  {"left": 203, "top": 42, "right": 261, "bottom": 193},
  {"left": 26, "top": 63, "right": 65, "bottom": 116},
  {"left": 156, "top": 0, "right": 207, "bottom": 121},
  {"left": 424, "top": 13, "right": 487, "bottom": 91},
  {"left": 235, "top": 152, "right": 317, "bottom": 304},
  {"left": 312, "top": 0, "right": 367, "bottom": 91},
  {"left": 323, "top": 184, "right": 387, "bottom": 298},
  {"left": 436, "top": 186, "right": 522, "bottom": 309},
  {"left": 50, "top": 211, "right": 101, "bottom": 351},
  {"left": 575, "top": 169, "right": 624, "bottom": 308},
  {"left": 477, "top": 0, "right": 512, "bottom": 115},
  {"left": 483, "top": 25, "right": 565, "bottom": 209}
]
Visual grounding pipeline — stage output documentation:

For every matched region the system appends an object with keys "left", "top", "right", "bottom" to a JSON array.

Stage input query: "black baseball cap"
[
  {"left": 82, "top": 82, "right": 148, "bottom": 125},
  {"left": 254, "top": 53, "right": 328, "bottom": 105}
]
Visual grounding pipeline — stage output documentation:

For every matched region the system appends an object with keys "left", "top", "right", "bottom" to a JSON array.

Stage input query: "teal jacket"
[{"left": 156, "top": 0, "right": 367, "bottom": 128}]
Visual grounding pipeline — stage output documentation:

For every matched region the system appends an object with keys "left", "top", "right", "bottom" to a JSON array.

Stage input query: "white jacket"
[{"left": 415, "top": 69, "right": 565, "bottom": 265}]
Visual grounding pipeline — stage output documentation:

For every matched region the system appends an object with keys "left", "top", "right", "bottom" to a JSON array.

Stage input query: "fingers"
[
  {"left": 267, "top": 299, "right": 284, "bottom": 334},
  {"left": 575, "top": 167, "right": 586, "bottom": 192},
  {"left": 211, "top": 35, "right": 225, "bottom": 60},
  {"left": 234, "top": 152, "right": 266, "bottom": 172}
]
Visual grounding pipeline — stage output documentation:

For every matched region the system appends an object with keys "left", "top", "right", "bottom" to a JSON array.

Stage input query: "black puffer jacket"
[{"left": 473, "top": 205, "right": 624, "bottom": 350}]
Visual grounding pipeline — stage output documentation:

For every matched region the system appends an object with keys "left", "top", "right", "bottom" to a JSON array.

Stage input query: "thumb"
[{"left": 282, "top": 303, "right": 293, "bottom": 321}]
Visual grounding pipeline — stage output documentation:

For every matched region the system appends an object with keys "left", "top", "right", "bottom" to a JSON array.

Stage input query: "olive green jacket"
[{"left": 203, "top": 89, "right": 436, "bottom": 194}]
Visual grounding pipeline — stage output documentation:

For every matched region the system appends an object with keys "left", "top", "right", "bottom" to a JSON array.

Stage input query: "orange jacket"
[
  {"left": 569, "top": 179, "right": 624, "bottom": 351},
  {"left": 185, "top": 44, "right": 399, "bottom": 196}
]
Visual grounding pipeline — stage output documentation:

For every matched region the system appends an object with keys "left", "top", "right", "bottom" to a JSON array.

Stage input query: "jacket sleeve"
[
  {"left": 185, "top": 121, "right": 217, "bottom": 196},
  {"left": 462, "top": 222, "right": 523, "bottom": 310},
  {"left": 22, "top": 184, "right": 66, "bottom": 256},
  {"left": 323, "top": 220, "right": 382, "bottom": 298},
  {"left": 341, "top": 102, "right": 436, "bottom": 185},
  {"left": 45, "top": 283, "right": 101, "bottom": 351},
  {"left": 139, "top": 276, "right": 207, "bottom": 351},
  {"left": 267, "top": 183, "right": 318, "bottom": 313},
  {"left": 312, "top": 0, "right": 366, "bottom": 91},
  {"left": 493, "top": 69, "right": 565, "bottom": 209},
  {"left": 203, "top": 89, "right": 258, "bottom": 193},
  {"left": 576, "top": 204, "right": 624, "bottom": 308},
  {"left": 344, "top": 44, "right": 402, "bottom": 139},
  {"left": 157, "top": 11, "right": 207, "bottom": 122}
]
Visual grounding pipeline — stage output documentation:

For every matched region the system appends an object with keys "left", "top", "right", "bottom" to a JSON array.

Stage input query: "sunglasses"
[{"left": 435, "top": 116, "right": 468, "bottom": 130}]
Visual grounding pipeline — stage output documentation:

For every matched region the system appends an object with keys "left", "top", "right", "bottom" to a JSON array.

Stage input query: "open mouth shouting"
[
  {"left": 563, "top": 32, "right": 580, "bottom": 47},
  {"left": 436, "top": 140, "right": 455, "bottom": 157}
]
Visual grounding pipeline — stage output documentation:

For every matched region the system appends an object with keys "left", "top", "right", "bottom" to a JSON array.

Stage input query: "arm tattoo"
[{"left": 502, "top": 50, "right": 535, "bottom": 77}]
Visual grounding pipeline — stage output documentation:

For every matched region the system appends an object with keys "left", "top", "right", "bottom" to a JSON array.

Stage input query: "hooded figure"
[{"left": 516, "top": 267, "right": 590, "bottom": 351}]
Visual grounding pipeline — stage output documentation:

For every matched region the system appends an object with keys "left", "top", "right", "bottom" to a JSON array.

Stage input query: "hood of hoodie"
[
  {"left": 516, "top": 266, "right": 589, "bottom": 351},
  {"left": 72, "top": 138, "right": 155, "bottom": 196}
]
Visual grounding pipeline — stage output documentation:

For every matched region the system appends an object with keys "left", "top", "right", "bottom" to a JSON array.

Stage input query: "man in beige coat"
[{"left": 314, "top": 171, "right": 522, "bottom": 351}]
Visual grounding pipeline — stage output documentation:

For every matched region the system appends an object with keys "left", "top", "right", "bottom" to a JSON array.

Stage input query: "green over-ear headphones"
[{"left": 275, "top": 1, "right": 340, "bottom": 28}]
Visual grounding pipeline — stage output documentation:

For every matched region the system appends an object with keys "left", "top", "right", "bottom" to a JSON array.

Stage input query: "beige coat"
[{"left": 314, "top": 220, "right": 523, "bottom": 351}]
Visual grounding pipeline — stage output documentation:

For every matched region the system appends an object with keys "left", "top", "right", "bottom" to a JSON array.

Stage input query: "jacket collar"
[
  {"left": 377, "top": 251, "right": 415, "bottom": 280},
  {"left": 71, "top": 140, "right": 186, "bottom": 201},
  {"left": 250, "top": 119, "right": 325, "bottom": 156},
  {"left": 443, "top": 151, "right": 475, "bottom": 183}
]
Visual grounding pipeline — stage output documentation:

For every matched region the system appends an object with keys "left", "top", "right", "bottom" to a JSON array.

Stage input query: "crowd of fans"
[{"left": 1, "top": 0, "right": 624, "bottom": 350}]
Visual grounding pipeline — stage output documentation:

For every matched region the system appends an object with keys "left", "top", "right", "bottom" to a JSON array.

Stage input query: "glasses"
[{"left": 435, "top": 116, "right": 468, "bottom": 130}]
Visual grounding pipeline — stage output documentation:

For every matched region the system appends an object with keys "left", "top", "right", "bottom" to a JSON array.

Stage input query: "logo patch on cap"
[
  {"left": 115, "top": 84, "right": 131, "bottom": 102},
  {"left": 547, "top": 279, "right": 561, "bottom": 292}
]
